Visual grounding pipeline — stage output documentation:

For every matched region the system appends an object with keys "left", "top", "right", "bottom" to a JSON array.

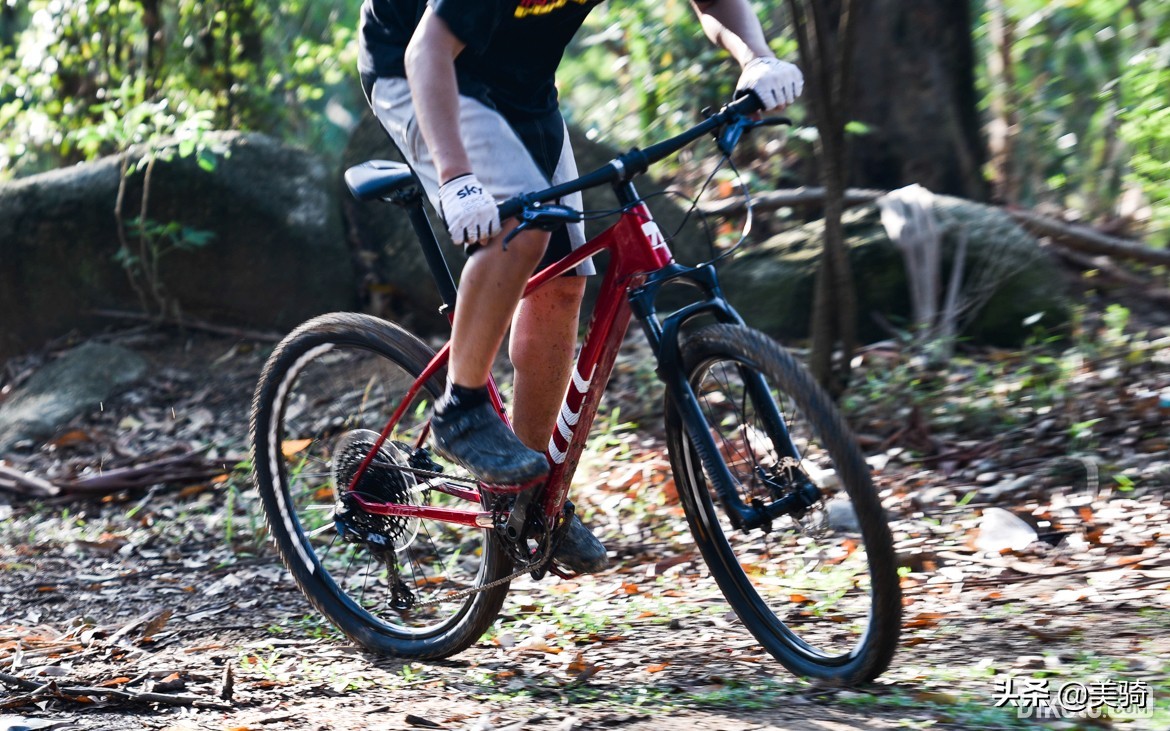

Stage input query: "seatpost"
[{"left": 405, "top": 200, "right": 459, "bottom": 314}]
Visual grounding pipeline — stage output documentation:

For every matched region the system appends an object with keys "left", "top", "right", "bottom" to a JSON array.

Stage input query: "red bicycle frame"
[{"left": 347, "top": 202, "right": 672, "bottom": 529}]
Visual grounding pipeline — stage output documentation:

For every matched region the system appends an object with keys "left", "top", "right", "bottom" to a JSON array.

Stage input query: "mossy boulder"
[
  {"left": 0, "top": 132, "right": 355, "bottom": 358},
  {"left": 719, "top": 198, "right": 1069, "bottom": 345}
]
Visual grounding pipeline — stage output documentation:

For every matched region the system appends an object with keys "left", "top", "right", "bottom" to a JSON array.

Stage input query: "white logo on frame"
[
  {"left": 547, "top": 364, "right": 595, "bottom": 465},
  {"left": 641, "top": 221, "right": 667, "bottom": 252}
]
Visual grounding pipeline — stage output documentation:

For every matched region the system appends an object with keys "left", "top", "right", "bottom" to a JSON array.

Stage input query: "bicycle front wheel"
[
  {"left": 250, "top": 313, "right": 511, "bottom": 658},
  {"left": 665, "top": 324, "right": 901, "bottom": 683}
]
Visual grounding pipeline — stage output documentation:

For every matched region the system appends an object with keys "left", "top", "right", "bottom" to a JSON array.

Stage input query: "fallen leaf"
[
  {"left": 905, "top": 612, "right": 945, "bottom": 629},
  {"left": 567, "top": 651, "right": 590, "bottom": 674},
  {"left": 177, "top": 484, "right": 210, "bottom": 499},
  {"left": 49, "top": 429, "right": 93, "bottom": 447},
  {"left": 915, "top": 690, "right": 961, "bottom": 704},
  {"left": 282, "top": 439, "right": 314, "bottom": 458}
]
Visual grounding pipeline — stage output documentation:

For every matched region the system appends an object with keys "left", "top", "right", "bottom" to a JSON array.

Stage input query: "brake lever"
[
  {"left": 746, "top": 116, "right": 793, "bottom": 129},
  {"left": 502, "top": 203, "right": 583, "bottom": 249},
  {"left": 502, "top": 220, "right": 531, "bottom": 250},
  {"left": 717, "top": 115, "right": 793, "bottom": 156}
]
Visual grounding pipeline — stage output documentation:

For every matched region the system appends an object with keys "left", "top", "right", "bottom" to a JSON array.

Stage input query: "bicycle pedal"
[{"left": 547, "top": 563, "right": 574, "bottom": 580}]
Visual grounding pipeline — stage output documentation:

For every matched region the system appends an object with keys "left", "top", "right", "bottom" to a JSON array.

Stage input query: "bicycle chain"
[
  {"left": 341, "top": 450, "right": 566, "bottom": 610},
  {"left": 410, "top": 500, "right": 561, "bottom": 609},
  {"left": 411, "top": 551, "right": 553, "bottom": 609}
]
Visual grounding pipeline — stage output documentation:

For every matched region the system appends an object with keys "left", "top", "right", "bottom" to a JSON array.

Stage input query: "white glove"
[
  {"left": 438, "top": 173, "right": 500, "bottom": 245},
  {"left": 735, "top": 57, "right": 804, "bottom": 111}
]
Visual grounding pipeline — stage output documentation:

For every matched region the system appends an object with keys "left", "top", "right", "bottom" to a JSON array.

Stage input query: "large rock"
[
  {"left": 0, "top": 343, "right": 147, "bottom": 453},
  {"left": 0, "top": 132, "right": 355, "bottom": 358},
  {"left": 719, "top": 199, "right": 1070, "bottom": 345},
  {"left": 340, "top": 112, "right": 710, "bottom": 336}
]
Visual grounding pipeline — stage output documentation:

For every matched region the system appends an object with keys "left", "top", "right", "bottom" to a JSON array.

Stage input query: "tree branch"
[{"left": 1007, "top": 209, "right": 1170, "bottom": 267}]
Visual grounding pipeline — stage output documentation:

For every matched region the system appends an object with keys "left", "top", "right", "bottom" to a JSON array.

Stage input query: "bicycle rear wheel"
[
  {"left": 665, "top": 324, "right": 901, "bottom": 683},
  {"left": 250, "top": 313, "right": 510, "bottom": 658}
]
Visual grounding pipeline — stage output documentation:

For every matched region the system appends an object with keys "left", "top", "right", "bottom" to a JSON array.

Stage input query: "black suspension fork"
[{"left": 629, "top": 263, "right": 818, "bottom": 531}]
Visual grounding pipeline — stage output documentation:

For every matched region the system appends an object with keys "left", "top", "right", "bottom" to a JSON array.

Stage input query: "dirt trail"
[{"left": 2, "top": 327, "right": 1168, "bottom": 730}]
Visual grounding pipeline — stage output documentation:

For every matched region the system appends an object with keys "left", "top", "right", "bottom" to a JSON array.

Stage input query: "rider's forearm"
[
  {"left": 404, "top": 9, "right": 471, "bottom": 184},
  {"left": 691, "top": 0, "right": 776, "bottom": 67}
]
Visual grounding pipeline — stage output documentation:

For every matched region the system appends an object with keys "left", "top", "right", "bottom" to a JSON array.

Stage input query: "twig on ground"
[
  {"left": 220, "top": 663, "right": 234, "bottom": 701},
  {"left": 1052, "top": 248, "right": 1170, "bottom": 304},
  {"left": 0, "top": 670, "right": 233, "bottom": 711},
  {"left": 3, "top": 450, "right": 232, "bottom": 503},
  {"left": 696, "top": 186, "right": 883, "bottom": 217},
  {"left": 63, "top": 449, "right": 228, "bottom": 495},
  {"left": 0, "top": 464, "right": 61, "bottom": 497},
  {"left": 0, "top": 679, "right": 56, "bottom": 710},
  {"left": 1008, "top": 208, "right": 1170, "bottom": 267}
]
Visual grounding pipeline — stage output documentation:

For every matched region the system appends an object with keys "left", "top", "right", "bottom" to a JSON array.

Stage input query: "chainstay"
[
  {"left": 411, "top": 497, "right": 565, "bottom": 608},
  {"left": 347, "top": 458, "right": 559, "bottom": 608}
]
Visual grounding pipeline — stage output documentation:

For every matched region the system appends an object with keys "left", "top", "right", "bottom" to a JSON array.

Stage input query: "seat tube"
[{"left": 406, "top": 202, "right": 459, "bottom": 313}]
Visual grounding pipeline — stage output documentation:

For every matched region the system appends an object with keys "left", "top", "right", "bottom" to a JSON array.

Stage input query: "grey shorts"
[{"left": 370, "top": 76, "right": 595, "bottom": 276}]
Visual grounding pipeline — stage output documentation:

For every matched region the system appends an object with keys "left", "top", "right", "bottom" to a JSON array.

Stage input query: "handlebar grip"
[
  {"left": 728, "top": 92, "right": 765, "bottom": 117},
  {"left": 498, "top": 197, "right": 524, "bottom": 220}
]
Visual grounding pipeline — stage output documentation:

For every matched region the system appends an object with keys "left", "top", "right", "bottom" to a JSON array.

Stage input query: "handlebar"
[{"left": 497, "top": 94, "right": 779, "bottom": 220}]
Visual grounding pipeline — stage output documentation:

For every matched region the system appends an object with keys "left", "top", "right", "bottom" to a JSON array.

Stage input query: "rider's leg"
[
  {"left": 510, "top": 274, "right": 608, "bottom": 574},
  {"left": 447, "top": 222, "right": 550, "bottom": 390},
  {"left": 429, "top": 221, "right": 553, "bottom": 484},
  {"left": 508, "top": 275, "right": 587, "bottom": 450}
]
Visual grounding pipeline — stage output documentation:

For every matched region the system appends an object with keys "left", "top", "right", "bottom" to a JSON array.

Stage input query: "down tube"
[{"left": 541, "top": 276, "right": 639, "bottom": 517}]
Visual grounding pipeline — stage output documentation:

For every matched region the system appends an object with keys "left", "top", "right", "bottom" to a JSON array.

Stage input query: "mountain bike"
[{"left": 249, "top": 95, "right": 902, "bottom": 683}]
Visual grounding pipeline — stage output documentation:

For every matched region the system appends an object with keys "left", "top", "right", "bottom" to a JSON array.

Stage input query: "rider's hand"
[
  {"left": 736, "top": 57, "right": 804, "bottom": 111},
  {"left": 438, "top": 173, "right": 500, "bottom": 245}
]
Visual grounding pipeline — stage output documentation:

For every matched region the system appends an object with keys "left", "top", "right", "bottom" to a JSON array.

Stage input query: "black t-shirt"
[{"left": 359, "top": 0, "right": 602, "bottom": 121}]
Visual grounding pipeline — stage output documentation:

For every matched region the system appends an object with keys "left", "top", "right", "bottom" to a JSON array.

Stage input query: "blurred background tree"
[
  {"left": 976, "top": 0, "right": 1168, "bottom": 241},
  {"left": 0, "top": 0, "right": 359, "bottom": 177},
  {"left": 1, "top": 0, "right": 1166, "bottom": 244}
]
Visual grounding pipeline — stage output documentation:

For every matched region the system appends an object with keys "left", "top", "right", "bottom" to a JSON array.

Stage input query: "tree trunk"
[
  {"left": 986, "top": 0, "right": 1020, "bottom": 204},
  {"left": 788, "top": 0, "right": 859, "bottom": 395},
  {"left": 1, "top": 4, "right": 16, "bottom": 52},
  {"left": 845, "top": 0, "right": 988, "bottom": 201}
]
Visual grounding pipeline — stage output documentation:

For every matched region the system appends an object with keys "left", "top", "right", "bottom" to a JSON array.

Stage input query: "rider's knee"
[{"left": 469, "top": 226, "right": 549, "bottom": 270}]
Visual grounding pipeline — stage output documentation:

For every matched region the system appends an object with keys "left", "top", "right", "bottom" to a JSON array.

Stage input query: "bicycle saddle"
[{"left": 345, "top": 160, "right": 422, "bottom": 204}]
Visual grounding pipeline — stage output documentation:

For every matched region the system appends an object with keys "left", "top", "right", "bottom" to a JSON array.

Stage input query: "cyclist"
[{"left": 357, "top": 0, "right": 802, "bottom": 573}]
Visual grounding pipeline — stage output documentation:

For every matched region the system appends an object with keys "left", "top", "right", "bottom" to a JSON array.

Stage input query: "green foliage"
[
  {"left": 1119, "top": 44, "right": 1170, "bottom": 243},
  {"left": 976, "top": 0, "right": 1170, "bottom": 243},
  {"left": 559, "top": 1, "right": 799, "bottom": 150},
  {"left": 0, "top": 0, "right": 357, "bottom": 178}
]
